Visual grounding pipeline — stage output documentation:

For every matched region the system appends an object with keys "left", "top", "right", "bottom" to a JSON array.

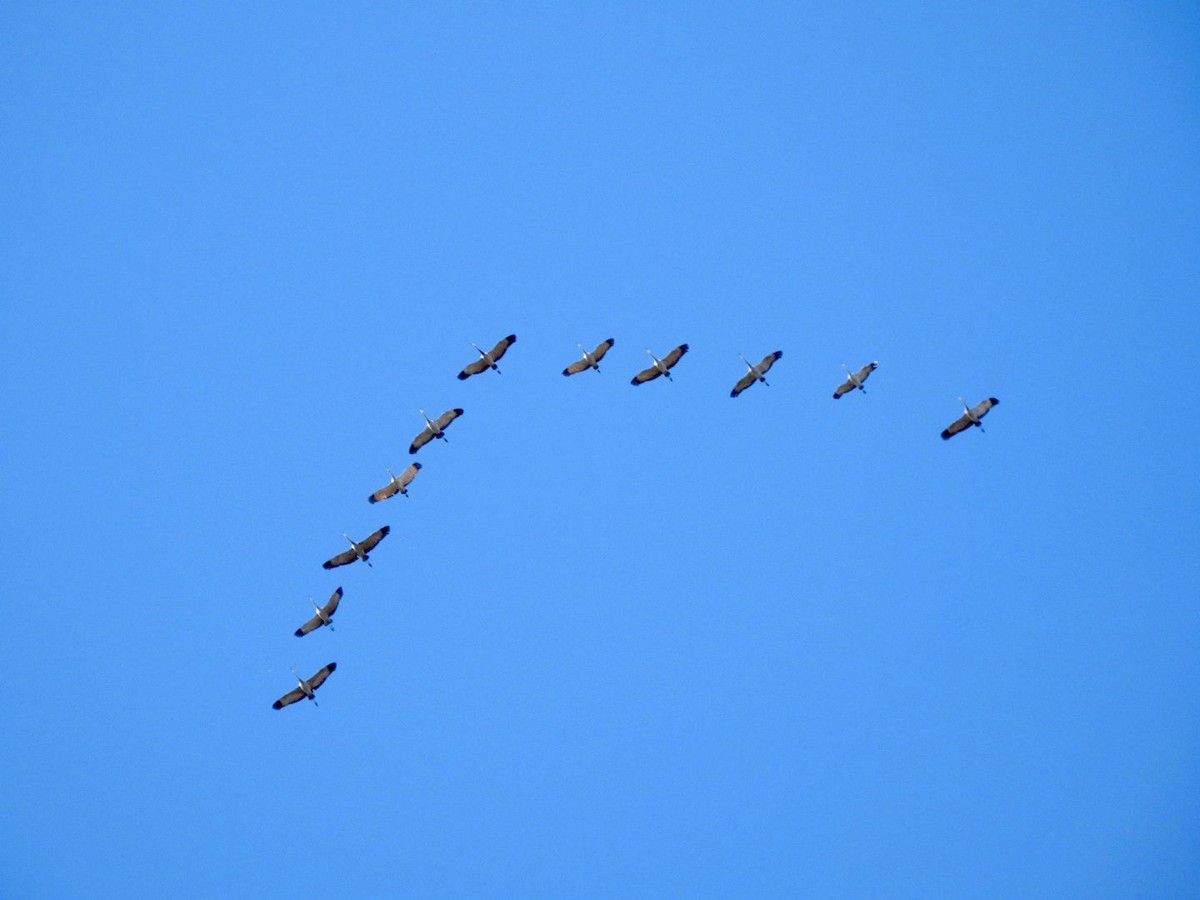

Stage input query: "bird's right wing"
[
  {"left": 662, "top": 344, "right": 689, "bottom": 369},
  {"left": 591, "top": 339, "right": 614, "bottom": 362},
  {"left": 409, "top": 428, "right": 433, "bottom": 454},
  {"left": 730, "top": 371, "right": 756, "bottom": 398},
  {"left": 369, "top": 480, "right": 400, "bottom": 504},
  {"left": 631, "top": 365, "right": 662, "bottom": 385},
  {"left": 272, "top": 687, "right": 306, "bottom": 709},
  {"left": 434, "top": 408, "right": 463, "bottom": 430},
  {"left": 307, "top": 662, "right": 337, "bottom": 690},
  {"left": 295, "top": 614, "right": 324, "bottom": 637},
  {"left": 458, "top": 358, "right": 489, "bottom": 380},
  {"left": 322, "top": 587, "right": 343, "bottom": 617},
  {"left": 941, "top": 414, "right": 972, "bottom": 439},
  {"left": 563, "top": 358, "right": 590, "bottom": 376},
  {"left": 832, "top": 377, "right": 855, "bottom": 399},
  {"left": 322, "top": 548, "right": 357, "bottom": 569},
  {"left": 358, "top": 526, "right": 390, "bottom": 553}
]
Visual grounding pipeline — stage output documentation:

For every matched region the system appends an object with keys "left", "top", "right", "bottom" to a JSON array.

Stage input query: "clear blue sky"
[{"left": 3, "top": 3, "right": 1199, "bottom": 897}]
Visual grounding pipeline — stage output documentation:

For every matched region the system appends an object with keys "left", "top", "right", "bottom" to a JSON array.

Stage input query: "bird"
[
  {"left": 458, "top": 334, "right": 517, "bottom": 379},
  {"left": 833, "top": 361, "right": 879, "bottom": 399},
  {"left": 409, "top": 408, "right": 463, "bottom": 454},
  {"left": 941, "top": 396, "right": 1000, "bottom": 439},
  {"left": 563, "top": 338, "right": 615, "bottom": 376},
  {"left": 294, "top": 587, "right": 343, "bottom": 637},
  {"left": 631, "top": 344, "right": 689, "bottom": 385},
  {"left": 272, "top": 662, "right": 337, "bottom": 709},
  {"left": 322, "top": 526, "right": 390, "bottom": 569},
  {"left": 368, "top": 463, "right": 422, "bottom": 503},
  {"left": 730, "top": 351, "right": 783, "bottom": 397}
]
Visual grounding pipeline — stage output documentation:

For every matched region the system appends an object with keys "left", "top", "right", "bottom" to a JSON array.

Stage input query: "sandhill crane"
[
  {"left": 368, "top": 462, "right": 422, "bottom": 503},
  {"left": 833, "top": 361, "right": 879, "bottom": 399},
  {"left": 272, "top": 662, "right": 337, "bottom": 709},
  {"left": 730, "top": 351, "right": 783, "bottom": 398},
  {"left": 458, "top": 334, "right": 517, "bottom": 379},
  {"left": 563, "top": 338, "right": 615, "bottom": 376},
  {"left": 294, "top": 587, "right": 343, "bottom": 637},
  {"left": 631, "top": 344, "right": 689, "bottom": 385},
  {"left": 409, "top": 408, "right": 463, "bottom": 454},
  {"left": 322, "top": 526, "right": 390, "bottom": 569},
  {"left": 941, "top": 396, "right": 1000, "bottom": 439}
]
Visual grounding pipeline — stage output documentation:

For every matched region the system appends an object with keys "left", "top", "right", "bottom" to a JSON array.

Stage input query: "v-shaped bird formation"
[{"left": 271, "top": 333, "right": 1000, "bottom": 709}]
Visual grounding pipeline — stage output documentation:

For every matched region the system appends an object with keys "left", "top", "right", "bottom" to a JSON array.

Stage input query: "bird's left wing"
[
  {"left": 307, "top": 662, "right": 337, "bottom": 690},
  {"left": 434, "top": 408, "right": 463, "bottom": 430},
  {"left": 489, "top": 334, "right": 517, "bottom": 360},
  {"left": 757, "top": 350, "right": 782, "bottom": 373},
  {"left": 358, "top": 526, "right": 390, "bottom": 553},
  {"left": 321, "top": 587, "right": 344, "bottom": 617},
  {"left": 662, "top": 344, "right": 689, "bottom": 369}
]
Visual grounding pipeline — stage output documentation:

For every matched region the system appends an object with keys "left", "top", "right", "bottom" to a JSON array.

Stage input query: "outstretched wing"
[
  {"left": 941, "top": 413, "right": 973, "bottom": 440},
  {"left": 272, "top": 687, "right": 306, "bottom": 709},
  {"left": 369, "top": 478, "right": 400, "bottom": 504},
  {"left": 591, "top": 338, "right": 614, "bottom": 362},
  {"left": 295, "top": 614, "right": 324, "bottom": 637},
  {"left": 730, "top": 371, "right": 757, "bottom": 398},
  {"left": 397, "top": 462, "right": 422, "bottom": 489},
  {"left": 489, "top": 334, "right": 517, "bottom": 361},
  {"left": 972, "top": 397, "right": 999, "bottom": 418},
  {"left": 321, "top": 586, "right": 343, "bottom": 617},
  {"left": 631, "top": 364, "right": 662, "bottom": 385},
  {"left": 434, "top": 408, "right": 463, "bottom": 430},
  {"left": 458, "top": 357, "right": 489, "bottom": 380},
  {"left": 855, "top": 362, "right": 878, "bottom": 383},
  {"left": 563, "top": 358, "right": 591, "bottom": 376},
  {"left": 307, "top": 662, "right": 337, "bottom": 690},
  {"left": 358, "top": 526, "right": 390, "bottom": 554},
  {"left": 832, "top": 377, "right": 856, "bottom": 399},
  {"left": 322, "top": 548, "right": 357, "bottom": 570},
  {"left": 757, "top": 350, "right": 783, "bottom": 373},
  {"left": 662, "top": 344, "right": 689, "bottom": 370},
  {"left": 409, "top": 427, "right": 434, "bottom": 454}
]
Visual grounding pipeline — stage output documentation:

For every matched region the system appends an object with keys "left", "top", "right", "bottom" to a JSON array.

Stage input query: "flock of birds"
[{"left": 271, "top": 333, "right": 1000, "bottom": 710}]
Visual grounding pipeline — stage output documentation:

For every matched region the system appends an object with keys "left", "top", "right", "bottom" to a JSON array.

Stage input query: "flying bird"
[
  {"left": 458, "top": 334, "right": 517, "bottom": 379},
  {"left": 631, "top": 344, "right": 689, "bottom": 385},
  {"left": 833, "top": 361, "right": 879, "bottom": 399},
  {"left": 294, "top": 587, "right": 343, "bottom": 637},
  {"left": 322, "top": 526, "right": 390, "bottom": 569},
  {"left": 941, "top": 396, "right": 1000, "bottom": 439},
  {"left": 368, "top": 463, "right": 422, "bottom": 503},
  {"left": 730, "top": 351, "right": 783, "bottom": 398},
  {"left": 563, "top": 338, "right": 615, "bottom": 376},
  {"left": 409, "top": 408, "right": 463, "bottom": 454},
  {"left": 272, "top": 662, "right": 337, "bottom": 709}
]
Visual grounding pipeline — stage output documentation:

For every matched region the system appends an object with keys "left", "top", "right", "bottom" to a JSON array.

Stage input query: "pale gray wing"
[
  {"left": 409, "top": 427, "right": 434, "bottom": 454},
  {"left": 833, "top": 377, "right": 855, "bottom": 399},
  {"left": 730, "top": 371, "right": 756, "bottom": 398},
  {"left": 397, "top": 462, "right": 422, "bottom": 488},
  {"left": 434, "top": 408, "right": 463, "bottom": 430},
  {"left": 972, "top": 397, "right": 999, "bottom": 418},
  {"left": 941, "top": 413, "right": 972, "bottom": 439},
  {"left": 662, "top": 343, "right": 689, "bottom": 369},
  {"left": 631, "top": 364, "right": 662, "bottom": 385},
  {"left": 322, "top": 548, "right": 357, "bottom": 570},
  {"left": 563, "top": 358, "right": 590, "bottom": 376},
  {"left": 358, "top": 526, "right": 390, "bottom": 553},
  {"left": 369, "top": 479, "right": 400, "bottom": 504},
  {"left": 321, "top": 586, "right": 344, "bottom": 617},
  {"left": 295, "top": 614, "right": 324, "bottom": 637},
  {"left": 273, "top": 687, "right": 306, "bottom": 709},
  {"left": 591, "top": 339, "right": 614, "bottom": 362},
  {"left": 458, "top": 357, "right": 489, "bottom": 379},
  {"left": 757, "top": 351, "right": 782, "bottom": 373},
  {"left": 855, "top": 362, "right": 877, "bottom": 383},
  {"left": 307, "top": 662, "right": 337, "bottom": 690},
  {"left": 489, "top": 334, "right": 517, "bottom": 361}
]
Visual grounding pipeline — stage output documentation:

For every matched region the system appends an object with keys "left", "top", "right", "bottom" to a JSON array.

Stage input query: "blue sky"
[{"left": 3, "top": 3, "right": 1199, "bottom": 897}]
